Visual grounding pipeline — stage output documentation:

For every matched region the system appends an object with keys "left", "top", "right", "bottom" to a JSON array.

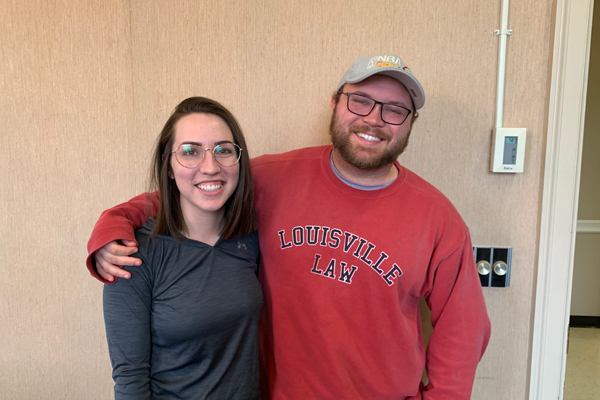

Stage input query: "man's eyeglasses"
[
  {"left": 343, "top": 92, "right": 412, "bottom": 125},
  {"left": 171, "top": 142, "right": 242, "bottom": 168}
]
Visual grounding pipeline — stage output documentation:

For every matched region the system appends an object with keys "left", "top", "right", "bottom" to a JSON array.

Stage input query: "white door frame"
[{"left": 529, "top": 0, "right": 595, "bottom": 399}]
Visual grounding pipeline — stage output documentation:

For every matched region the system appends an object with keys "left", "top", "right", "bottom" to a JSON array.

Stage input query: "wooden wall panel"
[{"left": 0, "top": 0, "right": 555, "bottom": 398}]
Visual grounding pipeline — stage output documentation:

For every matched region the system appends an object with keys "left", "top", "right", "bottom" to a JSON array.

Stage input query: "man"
[{"left": 88, "top": 53, "right": 491, "bottom": 399}]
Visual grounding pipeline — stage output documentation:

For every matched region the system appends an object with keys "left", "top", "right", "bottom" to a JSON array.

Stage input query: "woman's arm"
[{"left": 103, "top": 261, "right": 153, "bottom": 399}]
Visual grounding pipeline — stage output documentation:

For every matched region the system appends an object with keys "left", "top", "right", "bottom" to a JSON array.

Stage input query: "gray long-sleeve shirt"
[{"left": 103, "top": 219, "right": 263, "bottom": 399}]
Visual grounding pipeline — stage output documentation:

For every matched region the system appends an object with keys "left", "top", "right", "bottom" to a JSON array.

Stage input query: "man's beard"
[{"left": 328, "top": 109, "right": 411, "bottom": 170}]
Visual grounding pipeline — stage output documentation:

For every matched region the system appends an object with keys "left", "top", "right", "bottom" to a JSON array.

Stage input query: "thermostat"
[{"left": 490, "top": 127, "right": 526, "bottom": 173}]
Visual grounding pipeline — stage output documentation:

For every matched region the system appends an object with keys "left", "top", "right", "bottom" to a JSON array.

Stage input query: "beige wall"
[
  {"left": 572, "top": 0, "right": 600, "bottom": 317},
  {"left": 0, "top": 1, "right": 554, "bottom": 399}
]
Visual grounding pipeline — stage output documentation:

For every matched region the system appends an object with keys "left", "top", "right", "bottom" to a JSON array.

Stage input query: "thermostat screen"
[{"left": 503, "top": 136, "right": 518, "bottom": 165}]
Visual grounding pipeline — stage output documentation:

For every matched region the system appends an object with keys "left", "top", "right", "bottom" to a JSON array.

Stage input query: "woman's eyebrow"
[
  {"left": 179, "top": 141, "right": 202, "bottom": 146},
  {"left": 179, "top": 140, "right": 233, "bottom": 146}
]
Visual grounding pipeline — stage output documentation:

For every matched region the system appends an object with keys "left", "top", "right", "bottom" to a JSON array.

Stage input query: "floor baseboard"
[{"left": 570, "top": 316, "right": 600, "bottom": 328}]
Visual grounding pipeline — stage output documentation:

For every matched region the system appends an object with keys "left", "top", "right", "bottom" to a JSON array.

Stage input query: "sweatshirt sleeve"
[
  {"left": 103, "top": 256, "right": 153, "bottom": 400},
  {"left": 421, "top": 230, "right": 491, "bottom": 399},
  {"left": 86, "top": 192, "right": 160, "bottom": 283}
]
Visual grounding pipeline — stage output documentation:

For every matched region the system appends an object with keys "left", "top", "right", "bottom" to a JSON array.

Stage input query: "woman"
[{"left": 102, "top": 97, "right": 262, "bottom": 399}]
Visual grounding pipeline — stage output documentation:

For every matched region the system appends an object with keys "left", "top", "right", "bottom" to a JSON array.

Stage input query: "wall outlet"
[{"left": 473, "top": 246, "right": 512, "bottom": 287}]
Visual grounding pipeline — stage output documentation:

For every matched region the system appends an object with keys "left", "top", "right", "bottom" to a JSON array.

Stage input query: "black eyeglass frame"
[
  {"left": 342, "top": 92, "right": 412, "bottom": 126},
  {"left": 170, "top": 142, "right": 243, "bottom": 168}
]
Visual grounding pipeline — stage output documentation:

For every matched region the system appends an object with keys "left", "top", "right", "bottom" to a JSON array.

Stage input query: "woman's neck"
[{"left": 181, "top": 207, "right": 225, "bottom": 246}]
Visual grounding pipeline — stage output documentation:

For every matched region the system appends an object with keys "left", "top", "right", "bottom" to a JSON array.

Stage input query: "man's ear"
[{"left": 331, "top": 94, "right": 337, "bottom": 111}]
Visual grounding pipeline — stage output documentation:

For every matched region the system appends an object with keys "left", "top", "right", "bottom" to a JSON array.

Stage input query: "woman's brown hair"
[{"left": 151, "top": 97, "right": 256, "bottom": 242}]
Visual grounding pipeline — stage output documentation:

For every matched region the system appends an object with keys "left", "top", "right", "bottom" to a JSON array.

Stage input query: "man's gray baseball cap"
[{"left": 336, "top": 54, "right": 425, "bottom": 110}]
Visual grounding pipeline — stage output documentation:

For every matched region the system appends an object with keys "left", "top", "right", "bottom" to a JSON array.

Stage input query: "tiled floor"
[{"left": 564, "top": 327, "right": 600, "bottom": 399}]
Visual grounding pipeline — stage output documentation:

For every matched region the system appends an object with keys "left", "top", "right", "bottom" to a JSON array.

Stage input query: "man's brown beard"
[{"left": 328, "top": 107, "right": 411, "bottom": 170}]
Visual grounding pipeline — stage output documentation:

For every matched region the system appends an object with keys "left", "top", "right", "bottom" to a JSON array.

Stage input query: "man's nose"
[{"left": 362, "top": 103, "right": 385, "bottom": 126}]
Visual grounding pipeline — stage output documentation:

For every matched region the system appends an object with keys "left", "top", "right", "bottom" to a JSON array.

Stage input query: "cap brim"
[{"left": 342, "top": 69, "right": 425, "bottom": 110}]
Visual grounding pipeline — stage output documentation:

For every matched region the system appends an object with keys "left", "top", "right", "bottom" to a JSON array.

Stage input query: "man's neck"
[{"left": 330, "top": 148, "right": 398, "bottom": 187}]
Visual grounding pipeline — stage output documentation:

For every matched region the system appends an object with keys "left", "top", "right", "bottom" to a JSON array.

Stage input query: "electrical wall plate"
[
  {"left": 490, "top": 127, "right": 526, "bottom": 173},
  {"left": 473, "top": 246, "right": 512, "bottom": 287}
]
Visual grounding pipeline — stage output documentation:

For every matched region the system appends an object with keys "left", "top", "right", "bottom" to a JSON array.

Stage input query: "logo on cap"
[{"left": 367, "top": 55, "right": 411, "bottom": 73}]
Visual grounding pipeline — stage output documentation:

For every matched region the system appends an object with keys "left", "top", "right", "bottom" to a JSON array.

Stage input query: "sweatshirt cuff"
[{"left": 86, "top": 229, "right": 137, "bottom": 284}]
